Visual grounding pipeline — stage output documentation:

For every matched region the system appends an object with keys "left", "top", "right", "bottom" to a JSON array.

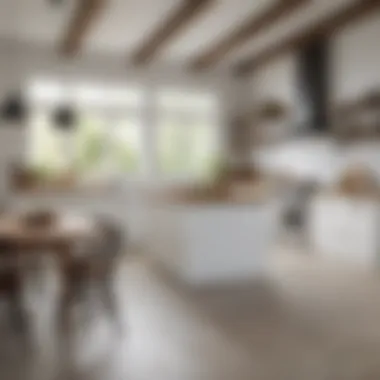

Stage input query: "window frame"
[
  {"left": 27, "top": 81, "right": 146, "bottom": 183},
  {"left": 154, "top": 89, "right": 220, "bottom": 182},
  {"left": 26, "top": 80, "right": 222, "bottom": 186}
]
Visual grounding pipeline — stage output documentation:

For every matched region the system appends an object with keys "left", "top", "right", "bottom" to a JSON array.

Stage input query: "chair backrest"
[
  {"left": 70, "top": 217, "right": 125, "bottom": 268},
  {"left": 95, "top": 218, "right": 125, "bottom": 260},
  {"left": 0, "top": 241, "right": 18, "bottom": 273}
]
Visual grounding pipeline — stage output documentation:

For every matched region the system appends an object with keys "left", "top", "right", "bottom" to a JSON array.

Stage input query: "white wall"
[
  {"left": 253, "top": 53, "right": 297, "bottom": 107},
  {"left": 252, "top": 52, "right": 302, "bottom": 138},
  {"left": 331, "top": 11, "right": 380, "bottom": 102}
]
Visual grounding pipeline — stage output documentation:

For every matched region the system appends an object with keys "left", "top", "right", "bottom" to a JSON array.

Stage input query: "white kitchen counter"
[
  {"left": 308, "top": 194, "right": 380, "bottom": 268},
  {"left": 147, "top": 200, "right": 279, "bottom": 286}
]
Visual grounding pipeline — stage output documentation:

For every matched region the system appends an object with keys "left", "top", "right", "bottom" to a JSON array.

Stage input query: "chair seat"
[{"left": 0, "top": 271, "right": 19, "bottom": 294}]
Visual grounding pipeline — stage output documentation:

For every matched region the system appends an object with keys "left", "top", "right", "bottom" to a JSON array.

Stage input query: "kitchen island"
[{"left": 146, "top": 185, "right": 279, "bottom": 286}]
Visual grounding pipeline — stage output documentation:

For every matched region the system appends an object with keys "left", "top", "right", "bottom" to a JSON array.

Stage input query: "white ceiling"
[
  {"left": 159, "top": 0, "right": 274, "bottom": 60},
  {"left": 0, "top": 0, "right": 75, "bottom": 44},
  {"left": 0, "top": 0, "right": 358, "bottom": 67},
  {"left": 87, "top": 0, "right": 180, "bottom": 55}
]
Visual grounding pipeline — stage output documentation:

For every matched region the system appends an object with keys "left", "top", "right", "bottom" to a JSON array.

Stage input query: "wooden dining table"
[
  {"left": 0, "top": 211, "right": 102, "bottom": 334},
  {"left": 0, "top": 212, "right": 96, "bottom": 257}
]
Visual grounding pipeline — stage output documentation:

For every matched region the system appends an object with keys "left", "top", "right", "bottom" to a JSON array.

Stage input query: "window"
[
  {"left": 156, "top": 91, "right": 219, "bottom": 180},
  {"left": 26, "top": 80, "right": 220, "bottom": 186},
  {"left": 27, "top": 80, "right": 144, "bottom": 184}
]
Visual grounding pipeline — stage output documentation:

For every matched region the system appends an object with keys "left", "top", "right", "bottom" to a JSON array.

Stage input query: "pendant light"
[
  {"left": 0, "top": 3, "right": 29, "bottom": 126},
  {"left": 53, "top": 103, "right": 77, "bottom": 131},
  {"left": 51, "top": 76, "right": 78, "bottom": 131},
  {"left": 0, "top": 91, "right": 29, "bottom": 124}
]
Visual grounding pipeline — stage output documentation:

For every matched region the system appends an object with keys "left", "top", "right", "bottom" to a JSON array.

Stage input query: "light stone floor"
[{"left": 1, "top": 245, "right": 380, "bottom": 380}]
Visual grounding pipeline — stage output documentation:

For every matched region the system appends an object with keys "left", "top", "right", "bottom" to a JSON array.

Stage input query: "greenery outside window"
[
  {"left": 156, "top": 91, "right": 219, "bottom": 180},
  {"left": 27, "top": 81, "right": 144, "bottom": 185}
]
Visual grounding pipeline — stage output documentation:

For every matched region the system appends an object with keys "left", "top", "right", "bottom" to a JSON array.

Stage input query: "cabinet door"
[
  {"left": 343, "top": 201, "right": 378, "bottom": 265},
  {"left": 309, "top": 197, "right": 379, "bottom": 266}
]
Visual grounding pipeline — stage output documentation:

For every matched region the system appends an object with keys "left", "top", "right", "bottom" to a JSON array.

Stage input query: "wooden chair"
[
  {"left": 59, "top": 218, "right": 125, "bottom": 332},
  {"left": 0, "top": 241, "right": 27, "bottom": 333}
]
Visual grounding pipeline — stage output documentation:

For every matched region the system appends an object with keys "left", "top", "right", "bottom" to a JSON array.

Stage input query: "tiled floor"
[{"left": 2, "top": 247, "right": 380, "bottom": 379}]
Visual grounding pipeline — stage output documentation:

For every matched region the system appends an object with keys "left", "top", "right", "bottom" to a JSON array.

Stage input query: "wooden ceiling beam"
[
  {"left": 191, "top": 0, "right": 309, "bottom": 70},
  {"left": 61, "top": 0, "right": 107, "bottom": 56},
  {"left": 131, "top": 0, "right": 215, "bottom": 65},
  {"left": 234, "top": 0, "right": 380, "bottom": 75}
]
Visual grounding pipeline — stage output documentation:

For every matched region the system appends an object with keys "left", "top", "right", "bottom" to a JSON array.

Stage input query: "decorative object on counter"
[
  {"left": 162, "top": 162, "right": 269, "bottom": 204},
  {"left": 255, "top": 100, "right": 290, "bottom": 144},
  {"left": 335, "top": 165, "right": 379, "bottom": 199},
  {"left": 0, "top": 91, "right": 29, "bottom": 124},
  {"left": 222, "top": 165, "right": 269, "bottom": 203},
  {"left": 258, "top": 100, "right": 288, "bottom": 121},
  {"left": 10, "top": 161, "right": 77, "bottom": 192},
  {"left": 53, "top": 104, "right": 77, "bottom": 130}
]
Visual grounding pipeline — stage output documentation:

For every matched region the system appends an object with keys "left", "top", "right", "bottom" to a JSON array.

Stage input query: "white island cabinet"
[
  {"left": 308, "top": 194, "right": 380, "bottom": 268},
  {"left": 147, "top": 201, "right": 279, "bottom": 286}
]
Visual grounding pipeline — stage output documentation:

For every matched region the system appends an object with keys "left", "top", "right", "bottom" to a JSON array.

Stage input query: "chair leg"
[
  {"left": 100, "top": 279, "right": 122, "bottom": 332},
  {"left": 8, "top": 288, "right": 28, "bottom": 334},
  {"left": 59, "top": 282, "right": 74, "bottom": 336}
]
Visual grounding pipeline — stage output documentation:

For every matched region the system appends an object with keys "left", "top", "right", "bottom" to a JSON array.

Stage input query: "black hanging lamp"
[
  {"left": 52, "top": 104, "right": 77, "bottom": 131},
  {"left": 0, "top": 0, "right": 30, "bottom": 127},
  {"left": 52, "top": 77, "right": 78, "bottom": 131},
  {"left": 0, "top": 91, "right": 29, "bottom": 124}
]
